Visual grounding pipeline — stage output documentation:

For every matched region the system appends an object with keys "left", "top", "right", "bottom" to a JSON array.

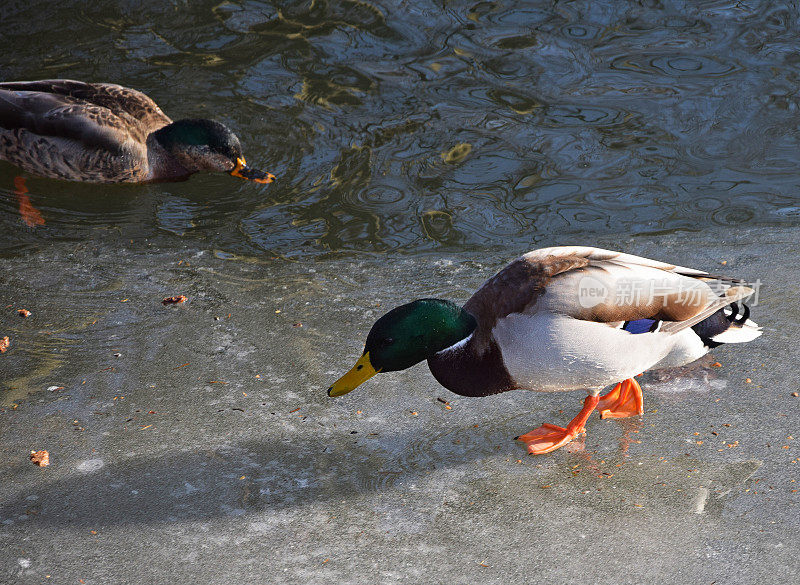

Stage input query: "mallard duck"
[
  {"left": 0, "top": 79, "right": 274, "bottom": 184},
  {"left": 329, "top": 246, "right": 762, "bottom": 454}
]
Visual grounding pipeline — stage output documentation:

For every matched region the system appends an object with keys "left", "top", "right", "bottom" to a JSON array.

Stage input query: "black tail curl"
[{"left": 692, "top": 302, "right": 752, "bottom": 348}]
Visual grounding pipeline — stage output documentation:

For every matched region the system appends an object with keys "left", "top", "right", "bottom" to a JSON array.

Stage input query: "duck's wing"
[
  {"left": 464, "top": 246, "right": 752, "bottom": 351},
  {"left": 0, "top": 80, "right": 171, "bottom": 150}
]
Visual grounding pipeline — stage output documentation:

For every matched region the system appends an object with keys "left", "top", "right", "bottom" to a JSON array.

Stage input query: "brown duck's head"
[
  {"left": 153, "top": 119, "right": 275, "bottom": 183},
  {"left": 327, "top": 299, "right": 477, "bottom": 397}
]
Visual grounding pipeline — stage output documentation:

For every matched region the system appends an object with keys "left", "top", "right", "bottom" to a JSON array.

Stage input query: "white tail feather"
[{"left": 710, "top": 320, "right": 762, "bottom": 344}]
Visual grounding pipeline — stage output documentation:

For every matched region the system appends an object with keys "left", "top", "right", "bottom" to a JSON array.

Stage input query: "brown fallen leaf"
[
  {"left": 0, "top": 336, "right": 9, "bottom": 353},
  {"left": 17, "top": 309, "right": 31, "bottom": 318},
  {"left": 29, "top": 450, "right": 49, "bottom": 467},
  {"left": 162, "top": 295, "right": 187, "bottom": 305}
]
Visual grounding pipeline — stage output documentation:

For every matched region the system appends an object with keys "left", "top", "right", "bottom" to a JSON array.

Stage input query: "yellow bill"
[
  {"left": 328, "top": 352, "right": 379, "bottom": 397},
  {"left": 230, "top": 157, "right": 275, "bottom": 184}
]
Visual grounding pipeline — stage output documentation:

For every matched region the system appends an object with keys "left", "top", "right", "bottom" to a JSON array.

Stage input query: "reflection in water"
[{"left": 2, "top": 1, "right": 800, "bottom": 257}]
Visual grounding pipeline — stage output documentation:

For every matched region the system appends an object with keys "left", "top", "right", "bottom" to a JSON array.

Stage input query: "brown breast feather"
[{"left": 463, "top": 254, "right": 590, "bottom": 353}]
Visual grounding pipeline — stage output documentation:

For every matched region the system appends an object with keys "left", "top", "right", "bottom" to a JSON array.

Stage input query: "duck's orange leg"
[
  {"left": 14, "top": 177, "right": 45, "bottom": 227},
  {"left": 516, "top": 394, "right": 600, "bottom": 455},
  {"left": 597, "top": 378, "right": 643, "bottom": 419}
]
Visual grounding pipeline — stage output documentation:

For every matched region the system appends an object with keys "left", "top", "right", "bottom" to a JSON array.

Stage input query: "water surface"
[{"left": 2, "top": 0, "right": 799, "bottom": 257}]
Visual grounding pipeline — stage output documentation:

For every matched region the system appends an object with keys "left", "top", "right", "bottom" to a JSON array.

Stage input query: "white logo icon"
[{"left": 577, "top": 276, "right": 609, "bottom": 308}]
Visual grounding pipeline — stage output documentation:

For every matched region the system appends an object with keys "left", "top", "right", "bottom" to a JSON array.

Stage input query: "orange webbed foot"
[
  {"left": 597, "top": 378, "right": 643, "bottom": 419},
  {"left": 14, "top": 176, "right": 45, "bottom": 227},
  {"left": 517, "top": 423, "right": 584, "bottom": 455},
  {"left": 517, "top": 394, "right": 600, "bottom": 455}
]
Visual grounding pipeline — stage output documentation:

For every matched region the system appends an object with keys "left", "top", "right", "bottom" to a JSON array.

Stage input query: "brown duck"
[
  {"left": 0, "top": 79, "right": 274, "bottom": 184},
  {"left": 328, "top": 247, "right": 762, "bottom": 454}
]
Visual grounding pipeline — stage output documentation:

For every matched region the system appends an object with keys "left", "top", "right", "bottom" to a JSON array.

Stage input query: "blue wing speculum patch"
[{"left": 622, "top": 318, "right": 660, "bottom": 334}]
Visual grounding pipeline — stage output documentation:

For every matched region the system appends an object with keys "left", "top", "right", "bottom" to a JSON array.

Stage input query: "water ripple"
[{"left": 1, "top": 0, "right": 799, "bottom": 257}]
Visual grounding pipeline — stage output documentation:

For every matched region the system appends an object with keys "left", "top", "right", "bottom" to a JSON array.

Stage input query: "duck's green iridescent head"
[
  {"left": 328, "top": 299, "right": 476, "bottom": 397},
  {"left": 153, "top": 119, "right": 275, "bottom": 183}
]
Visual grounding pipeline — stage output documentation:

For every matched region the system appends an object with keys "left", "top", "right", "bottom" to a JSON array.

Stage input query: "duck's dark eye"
[{"left": 383, "top": 337, "right": 394, "bottom": 346}]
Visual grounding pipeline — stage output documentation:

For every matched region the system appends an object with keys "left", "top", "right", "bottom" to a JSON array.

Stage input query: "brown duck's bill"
[
  {"left": 230, "top": 157, "right": 275, "bottom": 184},
  {"left": 328, "top": 352, "right": 379, "bottom": 397}
]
